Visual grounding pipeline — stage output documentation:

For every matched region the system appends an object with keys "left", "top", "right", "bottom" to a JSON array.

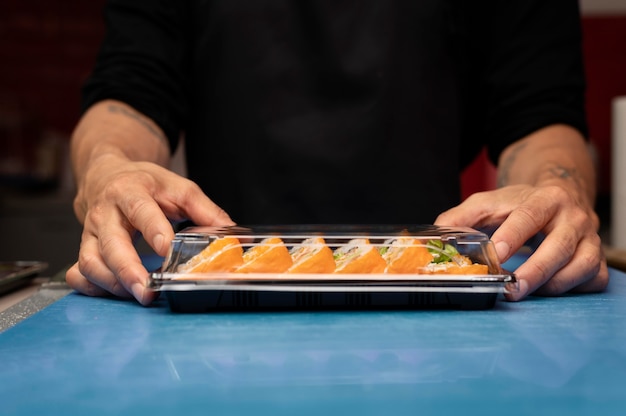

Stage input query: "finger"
[
  {"left": 83, "top": 202, "right": 159, "bottom": 305},
  {"left": 435, "top": 189, "right": 529, "bottom": 236},
  {"left": 132, "top": 176, "right": 235, "bottom": 255},
  {"left": 504, "top": 225, "right": 588, "bottom": 300},
  {"left": 505, "top": 244, "right": 608, "bottom": 301},
  {"left": 434, "top": 192, "right": 494, "bottom": 227},
  {"left": 160, "top": 178, "right": 235, "bottom": 227},
  {"left": 117, "top": 187, "right": 177, "bottom": 256},
  {"left": 533, "top": 233, "right": 605, "bottom": 296},
  {"left": 96, "top": 216, "right": 159, "bottom": 305},
  {"left": 66, "top": 262, "right": 111, "bottom": 298},
  {"left": 569, "top": 255, "right": 609, "bottom": 293},
  {"left": 489, "top": 199, "right": 558, "bottom": 263},
  {"left": 76, "top": 230, "right": 134, "bottom": 299}
]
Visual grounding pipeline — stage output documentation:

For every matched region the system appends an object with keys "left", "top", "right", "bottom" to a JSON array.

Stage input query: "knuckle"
[
  {"left": 83, "top": 204, "right": 105, "bottom": 228},
  {"left": 107, "top": 278, "right": 129, "bottom": 298},
  {"left": 101, "top": 176, "right": 128, "bottom": 200},
  {"left": 516, "top": 205, "right": 543, "bottom": 227},
  {"left": 176, "top": 179, "right": 203, "bottom": 202},
  {"left": 543, "top": 185, "right": 570, "bottom": 202},
  {"left": 592, "top": 268, "right": 610, "bottom": 291},
  {"left": 590, "top": 232, "right": 602, "bottom": 248},
  {"left": 540, "top": 277, "right": 568, "bottom": 295},
  {"left": 77, "top": 251, "right": 100, "bottom": 278},
  {"left": 114, "top": 261, "right": 137, "bottom": 282},
  {"left": 577, "top": 258, "right": 609, "bottom": 293},
  {"left": 570, "top": 210, "right": 588, "bottom": 228},
  {"left": 552, "top": 237, "right": 575, "bottom": 263},
  {"left": 528, "top": 260, "right": 551, "bottom": 286},
  {"left": 581, "top": 251, "right": 602, "bottom": 277},
  {"left": 125, "top": 196, "right": 154, "bottom": 223},
  {"left": 578, "top": 242, "right": 603, "bottom": 280},
  {"left": 510, "top": 204, "right": 545, "bottom": 238},
  {"left": 99, "top": 232, "right": 117, "bottom": 254},
  {"left": 590, "top": 212, "right": 601, "bottom": 231},
  {"left": 73, "top": 194, "right": 87, "bottom": 223},
  {"left": 103, "top": 170, "right": 155, "bottom": 200}
]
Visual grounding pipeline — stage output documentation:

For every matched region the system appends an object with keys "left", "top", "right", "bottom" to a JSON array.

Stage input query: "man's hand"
[
  {"left": 435, "top": 184, "right": 608, "bottom": 300},
  {"left": 66, "top": 100, "right": 234, "bottom": 305},
  {"left": 436, "top": 124, "right": 609, "bottom": 300},
  {"left": 66, "top": 155, "right": 234, "bottom": 305}
]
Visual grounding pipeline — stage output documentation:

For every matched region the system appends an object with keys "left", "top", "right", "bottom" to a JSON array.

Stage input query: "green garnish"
[{"left": 427, "top": 240, "right": 459, "bottom": 263}]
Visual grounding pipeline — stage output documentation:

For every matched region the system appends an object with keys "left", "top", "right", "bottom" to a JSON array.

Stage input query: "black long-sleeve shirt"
[{"left": 82, "top": 0, "right": 587, "bottom": 224}]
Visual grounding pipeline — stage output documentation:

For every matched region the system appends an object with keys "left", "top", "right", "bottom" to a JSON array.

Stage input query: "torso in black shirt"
[
  {"left": 186, "top": 0, "right": 462, "bottom": 224},
  {"left": 83, "top": 0, "right": 587, "bottom": 225}
]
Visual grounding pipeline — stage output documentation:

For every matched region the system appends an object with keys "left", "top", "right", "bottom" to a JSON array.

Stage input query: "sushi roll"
[
  {"left": 178, "top": 236, "right": 243, "bottom": 273},
  {"left": 421, "top": 240, "right": 488, "bottom": 274},
  {"left": 422, "top": 256, "right": 489, "bottom": 275},
  {"left": 287, "top": 237, "right": 336, "bottom": 274},
  {"left": 235, "top": 237, "right": 294, "bottom": 273},
  {"left": 333, "top": 238, "right": 386, "bottom": 274},
  {"left": 381, "top": 237, "right": 433, "bottom": 274}
]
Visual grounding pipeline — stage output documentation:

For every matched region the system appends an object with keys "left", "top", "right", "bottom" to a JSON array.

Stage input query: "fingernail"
[
  {"left": 153, "top": 234, "right": 165, "bottom": 253},
  {"left": 495, "top": 241, "right": 510, "bottom": 261},
  {"left": 131, "top": 282, "right": 146, "bottom": 304},
  {"left": 517, "top": 279, "right": 529, "bottom": 299},
  {"left": 506, "top": 278, "right": 528, "bottom": 301}
]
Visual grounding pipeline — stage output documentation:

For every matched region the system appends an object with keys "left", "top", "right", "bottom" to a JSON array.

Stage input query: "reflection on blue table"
[{"left": 0, "top": 256, "right": 625, "bottom": 416}]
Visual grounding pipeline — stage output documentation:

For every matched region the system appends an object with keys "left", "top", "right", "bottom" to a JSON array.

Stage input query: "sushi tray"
[{"left": 149, "top": 225, "right": 517, "bottom": 312}]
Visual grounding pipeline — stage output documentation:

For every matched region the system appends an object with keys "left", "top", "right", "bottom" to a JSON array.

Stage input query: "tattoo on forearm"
[
  {"left": 548, "top": 165, "right": 583, "bottom": 187},
  {"left": 497, "top": 138, "right": 584, "bottom": 189},
  {"left": 497, "top": 142, "right": 527, "bottom": 187},
  {"left": 107, "top": 104, "right": 167, "bottom": 144}
]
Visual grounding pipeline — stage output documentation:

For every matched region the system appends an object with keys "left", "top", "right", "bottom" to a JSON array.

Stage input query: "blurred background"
[
  {"left": 1, "top": 1, "right": 105, "bottom": 274},
  {"left": 1, "top": 1, "right": 625, "bottom": 274}
]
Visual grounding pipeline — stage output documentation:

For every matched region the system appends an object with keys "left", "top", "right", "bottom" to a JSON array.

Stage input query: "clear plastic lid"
[{"left": 151, "top": 225, "right": 514, "bottom": 286}]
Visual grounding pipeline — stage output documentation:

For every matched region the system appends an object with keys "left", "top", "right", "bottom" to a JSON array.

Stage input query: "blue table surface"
[{"left": 1, "top": 255, "right": 625, "bottom": 416}]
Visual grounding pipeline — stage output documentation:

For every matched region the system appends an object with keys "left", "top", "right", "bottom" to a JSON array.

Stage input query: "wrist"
[{"left": 534, "top": 162, "right": 596, "bottom": 207}]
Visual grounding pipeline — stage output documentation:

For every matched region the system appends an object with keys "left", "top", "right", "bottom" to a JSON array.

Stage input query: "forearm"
[
  {"left": 71, "top": 99, "right": 171, "bottom": 185},
  {"left": 496, "top": 124, "right": 597, "bottom": 210},
  {"left": 70, "top": 99, "right": 172, "bottom": 222}
]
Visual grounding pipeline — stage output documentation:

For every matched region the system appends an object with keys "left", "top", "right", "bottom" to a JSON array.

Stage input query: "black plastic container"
[{"left": 150, "top": 225, "right": 516, "bottom": 312}]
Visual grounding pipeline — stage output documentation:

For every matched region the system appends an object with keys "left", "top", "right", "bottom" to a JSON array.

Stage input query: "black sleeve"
[
  {"left": 81, "top": 0, "right": 191, "bottom": 153},
  {"left": 476, "top": 0, "right": 588, "bottom": 165}
]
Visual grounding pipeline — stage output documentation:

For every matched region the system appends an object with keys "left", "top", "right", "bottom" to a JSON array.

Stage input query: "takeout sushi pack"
[{"left": 150, "top": 225, "right": 516, "bottom": 312}]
